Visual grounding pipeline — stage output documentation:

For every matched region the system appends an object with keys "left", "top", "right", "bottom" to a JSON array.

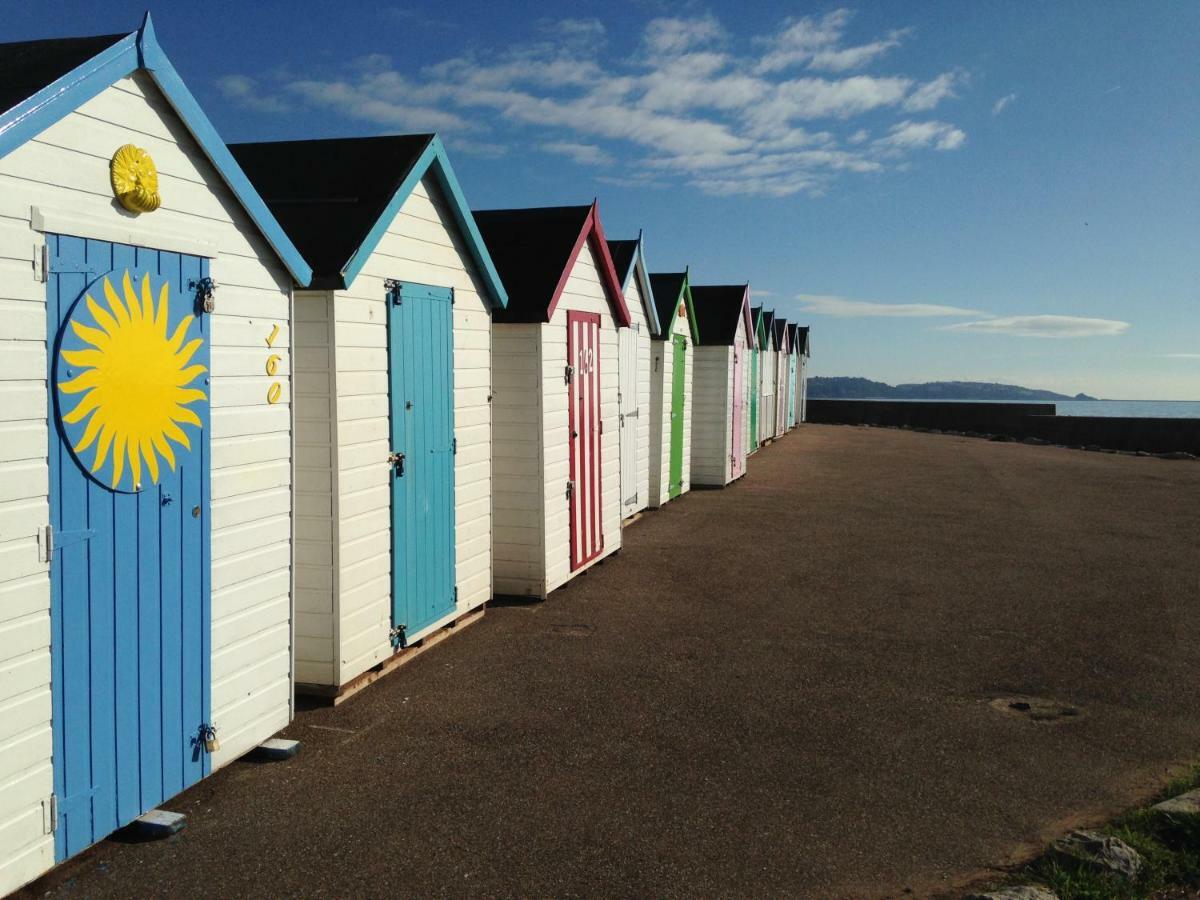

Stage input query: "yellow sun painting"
[{"left": 58, "top": 270, "right": 206, "bottom": 491}]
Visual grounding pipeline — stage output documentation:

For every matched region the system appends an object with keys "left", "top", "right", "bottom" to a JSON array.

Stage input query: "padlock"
[{"left": 202, "top": 724, "right": 220, "bottom": 753}]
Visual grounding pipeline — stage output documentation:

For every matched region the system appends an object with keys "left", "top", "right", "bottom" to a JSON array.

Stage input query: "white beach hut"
[
  {"left": 759, "top": 309, "right": 778, "bottom": 446},
  {"left": 606, "top": 235, "right": 662, "bottom": 520},
  {"left": 647, "top": 271, "right": 701, "bottom": 506},
  {"left": 0, "top": 18, "right": 314, "bottom": 893},
  {"left": 795, "top": 325, "right": 812, "bottom": 423},
  {"left": 689, "top": 285, "right": 754, "bottom": 486},
  {"left": 774, "top": 317, "right": 791, "bottom": 438},
  {"left": 231, "top": 134, "right": 508, "bottom": 699},
  {"left": 475, "top": 204, "right": 631, "bottom": 599}
]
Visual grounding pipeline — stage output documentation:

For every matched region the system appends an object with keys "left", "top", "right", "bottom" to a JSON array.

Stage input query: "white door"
[{"left": 618, "top": 323, "right": 639, "bottom": 517}]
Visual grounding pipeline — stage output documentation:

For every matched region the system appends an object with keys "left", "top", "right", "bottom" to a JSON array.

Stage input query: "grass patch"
[{"left": 984, "top": 764, "right": 1200, "bottom": 899}]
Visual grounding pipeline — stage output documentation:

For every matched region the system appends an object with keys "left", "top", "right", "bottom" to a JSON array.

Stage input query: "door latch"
[
  {"left": 566, "top": 480, "right": 574, "bottom": 501},
  {"left": 390, "top": 624, "right": 407, "bottom": 649},
  {"left": 388, "top": 451, "right": 406, "bottom": 476}
]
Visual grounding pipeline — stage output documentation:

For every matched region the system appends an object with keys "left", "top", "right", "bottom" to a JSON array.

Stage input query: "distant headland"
[{"left": 809, "top": 377, "right": 1098, "bottom": 403}]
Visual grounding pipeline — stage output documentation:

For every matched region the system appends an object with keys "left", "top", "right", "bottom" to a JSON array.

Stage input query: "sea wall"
[
  {"left": 806, "top": 400, "right": 1200, "bottom": 455},
  {"left": 806, "top": 399, "right": 1053, "bottom": 433}
]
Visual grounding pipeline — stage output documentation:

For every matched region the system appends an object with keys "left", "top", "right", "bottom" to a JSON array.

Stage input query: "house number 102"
[{"left": 265, "top": 323, "right": 282, "bottom": 404}]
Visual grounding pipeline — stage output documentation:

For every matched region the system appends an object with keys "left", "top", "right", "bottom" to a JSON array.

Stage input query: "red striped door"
[{"left": 567, "top": 311, "right": 603, "bottom": 570}]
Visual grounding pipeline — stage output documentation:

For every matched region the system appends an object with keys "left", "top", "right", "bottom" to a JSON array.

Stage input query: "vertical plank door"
[
  {"left": 567, "top": 312, "right": 603, "bottom": 570},
  {"left": 617, "top": 322, "right": 638, "bottom": 517},
  {"left": 668, "top": 334, "right": 686, "bottom": 499},
  {"left": 731, "top": 343, "right": 745, "bottom": 479},
  {"left": 48, "top": 237, "right": 211, "bottom": 861},
  {"left": 388, "top": 282, "right": 456, "bottom": 645}
]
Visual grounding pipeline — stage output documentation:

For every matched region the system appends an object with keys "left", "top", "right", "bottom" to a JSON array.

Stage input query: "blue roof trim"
[
  {"left": 0, "top": 32, "right": 138, "bottom": 159},
  {"left": 339, "top": 136, "right": 509, "bottom": 308},
  {"left": 136, "top": 16, "right": 312, "bottom": 285},
  {"left": 0, "top": 15, "right": 313, "bottom": 286},
  {"left": 627, "top": 232, "right": 663, "bottom": 337}
]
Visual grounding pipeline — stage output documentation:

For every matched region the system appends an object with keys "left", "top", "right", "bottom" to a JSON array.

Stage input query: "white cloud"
[
  {"left": 943, "top": 315, "right": 1131, "bottom": 338},
  {"left": 903, "top": 71, "right": 965, "bottom": 112},
  {"left": 992, "top": 92, "right": 1017, "bottom": 116},
  {"left": 795, "top": 294, "right": 984, "bottom": 317},
  {"left": 216, "top": 75, "right": 290, "bottom": 114},
  {"left": 1163, "top": 353, "right": 1200, "bottom": 359},
  {"left": 750, "top": 289, "right": 774, "bottom": 297},
  {"left": 542, "top": 141, "right": 614, "bottom": 166},
  {"left": 875, "top": 120, "right": 966, "bottom": 152},
  {"left": 225, "top": 10, "right": 971, "bottom": 198}
]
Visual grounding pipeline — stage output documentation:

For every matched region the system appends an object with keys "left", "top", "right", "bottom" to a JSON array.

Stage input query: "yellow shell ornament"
[{"left": 110, "top": 144, "right": 162, "bottom": 213}]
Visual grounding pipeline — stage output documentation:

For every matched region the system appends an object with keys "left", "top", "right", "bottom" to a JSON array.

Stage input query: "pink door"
[
  {"left": 731, "top": 342, "right": 745, "bottom": 479},
  {"left": 567, "top": 311, "right": 603, "bottom": 570}
]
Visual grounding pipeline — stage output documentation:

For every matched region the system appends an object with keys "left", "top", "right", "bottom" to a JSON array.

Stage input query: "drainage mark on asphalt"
[
  {"left": 549, "top": 623, "right": 594, "bottom": 637},
  {"left": 990, "top": 696, "right": 1082, "bottom": 724}
]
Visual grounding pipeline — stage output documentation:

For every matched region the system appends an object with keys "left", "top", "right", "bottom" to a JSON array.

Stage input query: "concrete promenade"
[{"left": 22, "top": 426, "right": 1200, "bottom": 898}]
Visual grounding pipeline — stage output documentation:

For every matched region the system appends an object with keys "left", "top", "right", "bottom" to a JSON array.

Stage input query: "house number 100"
[{"left": 265, "top": 323, "right": 282, "bottom": 404}]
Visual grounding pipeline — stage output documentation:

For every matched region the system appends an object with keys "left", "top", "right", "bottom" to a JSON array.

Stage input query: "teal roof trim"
[
  {"left": 0, "top": 14, "right": 313, "bottom": 286},
  {"left": 339, "top": 136, "right": 508, "bottom": 307}
]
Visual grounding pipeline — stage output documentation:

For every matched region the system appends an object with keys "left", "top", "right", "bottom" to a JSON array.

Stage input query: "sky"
[{"left": 8, "top": 1, "right": 1198, "bottom": 399}]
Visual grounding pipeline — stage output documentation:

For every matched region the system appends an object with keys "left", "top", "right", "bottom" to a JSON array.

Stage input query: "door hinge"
[
  {"left": 39, "top": 524, "right": 52, "bottom": 564},
  {"left": 454, "top": 587, "right": 459, "bottom": 604},
  {"left": 564, "top": 365, "right": 574, "bottom": 384},
  {"left": 385, "top": 279, "right": 402, "bottom": 303},
  {"left": 43, "top": 794, "right": 57, "bottom": 834},
  {"left": 452, "top": 437, "right": 457, "bottom": 455},
  {"left": 37, "top": 244, "right": 48, "bottom": 283},
  {"left": 566, "top": 480, "right": 574, "bottom": 501}
]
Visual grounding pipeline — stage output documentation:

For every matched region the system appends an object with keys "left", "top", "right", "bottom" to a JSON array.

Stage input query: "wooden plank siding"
[
  {"left": 690, "top": 346, "right": 733, "bottom": 486},
  {"left": 0, "top": 73, "right": 294, "bottom": 895},
  {"left": 648, "top": 308, "right": 695, "bottom": 507},
  {"left": 620, "top": 273, "right": 653, "bottom": 518},
  {"left": 286, "top": 176, "right": 495, "bottom": 687}
]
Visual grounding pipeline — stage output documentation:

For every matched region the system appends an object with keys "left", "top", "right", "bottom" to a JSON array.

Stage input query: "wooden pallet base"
[{"left": 297, "top": 606, "right": 486, "bottom": 706}]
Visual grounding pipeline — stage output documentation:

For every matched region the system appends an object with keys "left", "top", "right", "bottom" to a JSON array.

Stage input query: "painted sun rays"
[{"left": 57, "top": 269, "right": 206, "bottom": 491}]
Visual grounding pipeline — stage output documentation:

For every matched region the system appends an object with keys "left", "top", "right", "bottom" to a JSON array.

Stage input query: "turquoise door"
[
  {"left": 387, "top": 282, "right": 456, "bottom": 645},
  {"left": 48, "top": 235, "right": 211, "bottom": 861}
]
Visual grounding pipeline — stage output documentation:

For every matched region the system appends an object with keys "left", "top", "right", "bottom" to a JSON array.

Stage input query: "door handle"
[{"left": 388, "top": 451, "right": 406, "bottom": 476}]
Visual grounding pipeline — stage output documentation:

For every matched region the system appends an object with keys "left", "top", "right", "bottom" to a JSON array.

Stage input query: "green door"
[{"left": 669, "top": 334, "right": 686, "bottom": 498}]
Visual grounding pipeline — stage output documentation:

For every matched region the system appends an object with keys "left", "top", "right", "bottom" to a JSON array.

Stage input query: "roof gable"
[
  {"left": 691, "top": 284, "right": 751, "bottom": 346},
  {"left": 607, "top": 233, "right": 662, "bottom": 336},
  {"left": 751, "top": 306, "right": 768, "bottom": 350},
  {"left": 795, "top": 325, "right": 811, "bottom": 356},
  {"left": 230, "top": 135, "right": 507, "bottom": 304},
  {"left": 475, "top": 202, "right": 630, "bottom": 325},
  {"left": 648, "top": 270, "right": 700, "bottom": 343},
  {"left": 762, "top": 310, "right": 777, "bottom": 350},
  {"left": 774, "top": 317, "right": 790, "bottom": 353},
  {"left": 0, "top": 15, "right": 311, "bottom": 285}
]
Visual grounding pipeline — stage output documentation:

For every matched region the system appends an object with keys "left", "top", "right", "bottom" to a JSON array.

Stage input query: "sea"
[{"left": 848, "top": 399, "right": 1200, "bottom": 418}]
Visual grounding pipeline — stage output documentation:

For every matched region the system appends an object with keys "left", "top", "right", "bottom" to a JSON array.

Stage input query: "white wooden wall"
[
  {"left": 492, "top": 324, "right": 543, "bottom": 596},
  {"left": 542, "top": 242, "right": 622, "bottom": 595},
  {"left": 776, "top": 349, "right": 789, "bottom": 437},
  {"left": 288, "top": 177, "right": 495, "bottom": 688},
  {"left": 0, "top": 73, "right": 294, "bottom": 895},
  {"left": 690, "top": 345, "right": 732, "bottom": 486},
  {"left": 648, "top": 308, "right": 696, "bottom": 507},
  {"left": 737, "top": 321, "right": 751, "bottom": 473},
  {"left": 619, "top": 272, "right": 652, "bottom": 518},
  {"left": 760, "top": 347, "right": 777, "bottom": 444}
]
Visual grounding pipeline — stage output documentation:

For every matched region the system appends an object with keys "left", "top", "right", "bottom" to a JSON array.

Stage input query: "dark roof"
[
  {"left": 648, "top": 272, "right": 686, "bottom": 334},
  {"left": 691, "top": 285, "right": 747, "bottom": 345},
  {"left": 0, "top": 33, "right": 126, "bottom": 117},
  {"left": 795, "top": 325, "right": 811, "bottom": 355},
  {"left": 229, "top": 135, "right": 434, "bottom": 288},
  {"left": 473, "top": 205, "right": 592, "bottom": 323},
  {"left": 607, "top": 239, "right": 638, "bottom": 287},
  {"left": 762, "top": 310, "right": 776, "bottom": 349},
  {"left": 774, "top": 317, "right": 789, "bottom": 351},
  {"left": 786, "top": 323, "right": 798, "bottom": 353}
]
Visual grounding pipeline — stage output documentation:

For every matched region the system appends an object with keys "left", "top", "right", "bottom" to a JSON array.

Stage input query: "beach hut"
[
  {"left": 606, "top": 235, "right": 662, "bottom": 520},
  {"left": 647, "top": 271, "right": 701, "bottom": 506},
  {"left": 759, "top": 310, "right": 778, "bottom": 445},
  {"left": 795, "top": 326, "right": 812, "bottom": 422},
  {"left": 474, "top": 204, "right": 630, "bottom": 599},
  {"left": 785, "top": 323, "right": 800, "bottom": 429},
  {"left": 748, "top": 306, "right": 765, "bottom": 453},
  {"left": 774, "top": 317, "right": 791, "bottom": 438},
  {"left": 690, "top": 285, "right": 754, "bottom": 486},
  {"left": 0, "top": 18, "right": 314, "bottom": 892},
  {"left": 229, "top": 134, "right": 508, "bottom": 697}
]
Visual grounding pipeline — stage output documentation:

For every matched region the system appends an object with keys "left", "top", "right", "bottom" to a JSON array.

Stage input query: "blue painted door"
[
  {"left": 388, "top": 282, "right": 456, "bottom": 645},
  {"left": 47, "top": 235, "right": 211, "bottom": 861}
]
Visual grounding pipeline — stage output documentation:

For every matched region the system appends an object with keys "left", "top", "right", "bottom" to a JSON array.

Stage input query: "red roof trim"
[{"left": 545, "top": 201, "right": 632, "bottom": 327}]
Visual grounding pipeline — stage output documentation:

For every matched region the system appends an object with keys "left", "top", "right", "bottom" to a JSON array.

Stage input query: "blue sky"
[{"left": 11, "top": 1, "right": 1198, "bottom": 398}]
